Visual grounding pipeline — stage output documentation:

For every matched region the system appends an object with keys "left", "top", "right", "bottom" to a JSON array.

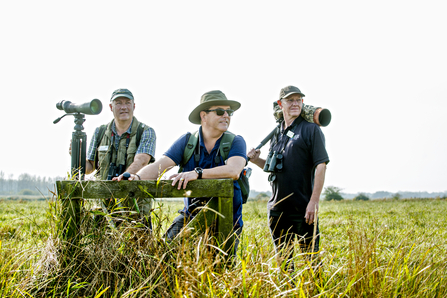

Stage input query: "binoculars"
[
  {"left": 263, "top": 150, "right": 284, "bottom": 173},
  {"left": 107, "top": 162, "right": 126, "bottom": 180}
]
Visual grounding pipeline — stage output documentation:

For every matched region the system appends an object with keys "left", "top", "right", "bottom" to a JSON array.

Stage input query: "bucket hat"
[{"left": 188, "top": 90, "right": 241, "bottom": 124}]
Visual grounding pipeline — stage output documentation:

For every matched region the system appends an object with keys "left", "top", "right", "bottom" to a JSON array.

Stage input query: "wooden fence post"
[{"left": 56, "top": 181, "right": 81, "bottom": 243}]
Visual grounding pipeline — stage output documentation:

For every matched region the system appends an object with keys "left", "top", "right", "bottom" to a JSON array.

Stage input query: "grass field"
[{"left": 0, "top": 197, "right": 446, "bottom": 297}]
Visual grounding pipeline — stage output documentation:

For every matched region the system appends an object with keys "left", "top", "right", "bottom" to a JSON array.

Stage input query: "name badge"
[
  {"left": 98, "top": 145, "right": 108, "bottom": 152},
  {"left": 286, "top": 131, "right": 295, "bottom": 138}
]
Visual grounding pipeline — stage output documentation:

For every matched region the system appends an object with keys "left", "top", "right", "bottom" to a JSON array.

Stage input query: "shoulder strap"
[
  {"left": 94, "top": 124, "right": 107, "bottom": 169},
  {"left": 179, "top": 131, "right": 199, "bottom": 172},
  {"left": 270, "top": 123, "right": 281, "bottom": 149},
  {"left": 135, "top": 123, "right": 156, "bottom": 163},
  {"left": 218, "top": 132, "right": 236, "bottom": 163},
  {"left": 136, "top": 123, "right": 144, "bottom": 148}
]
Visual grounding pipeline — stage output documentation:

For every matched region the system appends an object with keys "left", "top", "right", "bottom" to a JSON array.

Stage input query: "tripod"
[{"left": 54, "top": 112, "right": 87, "bottom": 180}]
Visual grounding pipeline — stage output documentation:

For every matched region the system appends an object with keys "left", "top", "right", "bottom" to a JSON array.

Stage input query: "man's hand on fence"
[
  {"left": 170, "top": 171, "right": 199, "bottom": 190},
  {"left": 113, "top": 173, "right": 140, "bottom": 181}
]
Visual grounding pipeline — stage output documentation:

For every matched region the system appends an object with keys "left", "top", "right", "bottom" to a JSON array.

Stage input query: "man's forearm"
[
  {"left": 201, "top": 165, "right": 241, "bottom": 180},
  {"left": 137, "top": 155, "right": 176, "bottom": 180},
  {"left": 201, "top": 156, "right": 246, "bottom": 180},
  {"left": 85, "top": 160, "right": 94, "bottom": 175},
  {"left": 310, "top": 163, "right": 326, "bottom": 202},
  {"left": 251, "top": 158, "right": 266, "bottom": 169},
  {"left": 126, "top": 154, "right": 151, "bottom": 174}
]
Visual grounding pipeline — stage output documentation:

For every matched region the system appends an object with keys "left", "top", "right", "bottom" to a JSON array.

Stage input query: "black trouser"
[
  {"left": 165, "top": 211, "right": 242, "bottom": 254},
  {"left": 269, "top": 210, "right": 320, "bottom": 269}
]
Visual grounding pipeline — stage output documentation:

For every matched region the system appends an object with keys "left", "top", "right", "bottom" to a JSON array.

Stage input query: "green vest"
[{"left": 97, "top": 117, "right": 142, "bottom": 180}]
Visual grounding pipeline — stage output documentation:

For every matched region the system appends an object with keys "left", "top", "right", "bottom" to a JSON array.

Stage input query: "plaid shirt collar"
[{"left": 111, "top": 119, "right": 134, "bottom": 137}]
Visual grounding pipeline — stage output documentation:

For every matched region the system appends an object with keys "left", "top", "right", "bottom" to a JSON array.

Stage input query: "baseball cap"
[
  {"left": 279, "top": 85, "right": 305, "bottom": 100},
  {"left": 110, "top": 88, "right": 134, "bottom": 102}
]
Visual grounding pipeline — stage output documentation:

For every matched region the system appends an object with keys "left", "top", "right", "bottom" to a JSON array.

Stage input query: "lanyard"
[{"left": 273, "top": 117, "right": 304, "bottom": 153}]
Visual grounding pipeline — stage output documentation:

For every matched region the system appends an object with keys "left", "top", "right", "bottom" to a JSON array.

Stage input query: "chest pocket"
[{"left": 97, "top": 145, "right": 111, "bottom": 168}]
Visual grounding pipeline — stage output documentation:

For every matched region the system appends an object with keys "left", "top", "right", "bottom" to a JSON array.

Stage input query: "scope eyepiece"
[{"left": 56, "top": 99, "right": 103, "bottom": 115}]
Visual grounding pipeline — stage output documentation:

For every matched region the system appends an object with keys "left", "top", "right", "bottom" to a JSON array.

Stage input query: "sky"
[{"left": 1, "top": 0, "right": 446, "bottom": 194}]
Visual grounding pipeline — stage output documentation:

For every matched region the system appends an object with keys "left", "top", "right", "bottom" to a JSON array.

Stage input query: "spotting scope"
[
  {"left": 56, "top": 99, "right": 102, "bottom": 115},
  {"left": 54, "top": 98, "right": 103, "bottom": 180}
]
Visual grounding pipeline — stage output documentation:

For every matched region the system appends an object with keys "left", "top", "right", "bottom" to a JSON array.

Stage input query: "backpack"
[
  {"left": 179, "top": 131, "right": 250, "bottom": 204},
  {"left": 94, "top": 122, "right": 155, "bottom": 169}
]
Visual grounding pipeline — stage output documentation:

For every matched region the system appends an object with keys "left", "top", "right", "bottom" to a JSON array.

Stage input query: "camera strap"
[
  {"left": 108, "top": 132, "right": 116, "bottom": 165},
  {"left": 108, "top": 132, "right": 131, "bottom": 166},
  {"left": 123, "top": 134, "right": 131, "bottom": 167}
]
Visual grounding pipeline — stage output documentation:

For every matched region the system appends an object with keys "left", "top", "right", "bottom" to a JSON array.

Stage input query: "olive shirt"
[
  {"left": 87, "top": 119, "right": 156, "bottom": 162},
  {"left": 267, "top": 116, "right": 329, "bottom": 214}
]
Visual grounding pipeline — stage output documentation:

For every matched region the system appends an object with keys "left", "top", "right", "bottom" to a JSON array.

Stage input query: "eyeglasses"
[
  {"left": 283, "top": 98, "right": 303, "bottom": 104},
  {"left": 113, "top": 100, "right": 133, "bottom": 106},
  {"left": 204, "top": 108, "right": 234, "bottom": 116}
]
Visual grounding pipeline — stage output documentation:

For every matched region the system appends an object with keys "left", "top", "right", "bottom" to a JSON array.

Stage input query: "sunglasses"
[{"left": 204, "top": 108, "right": 235, "bottom": 116}]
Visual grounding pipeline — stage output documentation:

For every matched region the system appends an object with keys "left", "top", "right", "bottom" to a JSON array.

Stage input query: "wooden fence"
[{"left": 56, "top": 179, "right": 235, "bottom": 252}]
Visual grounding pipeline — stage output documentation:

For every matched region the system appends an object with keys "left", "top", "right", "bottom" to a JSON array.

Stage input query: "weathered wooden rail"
[{"left": 56, "top": 179, "right": 235, "bottom": 252}]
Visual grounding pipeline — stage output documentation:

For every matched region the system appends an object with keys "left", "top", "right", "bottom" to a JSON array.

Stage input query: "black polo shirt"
[{"left": 267, "top": 116, "right": 330, "bottom": 213}]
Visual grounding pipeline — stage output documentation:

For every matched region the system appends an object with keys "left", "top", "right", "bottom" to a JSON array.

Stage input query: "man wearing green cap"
[
  {"left": 70, "top": 88, "right": 156, "bottom": 224},
  {"left": 248, "top": 85, "right": 329, "bottom": 270},
  {"left": 70, "top": 88, "right": 156, "bottom": 178},
  {"left": 116, "top": 90, "right": 247, "bottom": 250}
]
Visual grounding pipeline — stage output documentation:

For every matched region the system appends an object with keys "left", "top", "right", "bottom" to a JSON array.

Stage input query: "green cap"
[
  {"left": 279, "top": 85, "right": 305, "bottom": 100},
  {"left": 110, "top": 88, "right": 134, "bottom": 102},
  {"left": 188, "top": 90, "right": 241, "bottom": 124}
]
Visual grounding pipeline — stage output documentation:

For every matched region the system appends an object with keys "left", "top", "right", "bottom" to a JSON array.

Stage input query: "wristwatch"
[{"left": 194, "top": 167, "right": 203, "bottom": 179}]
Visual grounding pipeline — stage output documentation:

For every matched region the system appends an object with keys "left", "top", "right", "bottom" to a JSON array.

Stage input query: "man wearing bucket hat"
[
  {"left": 116, "top": 90, "right": 247, "bottom": 249},
  {"left": 69, "top": 88, "right": 156, "bottom": 225},
  {"left": 248, "top": 85, "right": 329, "bottom": 270}
]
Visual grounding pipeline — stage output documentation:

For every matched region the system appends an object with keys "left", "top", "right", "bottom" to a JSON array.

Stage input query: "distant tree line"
[
  {"left": 249, "top": 190, "right": 272, "bottom": 199},
  {"left": 322, "top": 185, "right": 447, "bottom": 201},
  {"left": 0, "top": 171, "right": 65, "bottom": 195},
  {"left": 341, "top": 190, "right": 447, "bottom": 199},
  {"left": 250, "top": 187, "right": 447, "bottom": 202}
]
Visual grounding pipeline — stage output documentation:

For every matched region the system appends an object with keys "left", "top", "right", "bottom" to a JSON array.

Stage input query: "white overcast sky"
[{"left": 1, "top": 0, "right": 446, "bottom": 194}]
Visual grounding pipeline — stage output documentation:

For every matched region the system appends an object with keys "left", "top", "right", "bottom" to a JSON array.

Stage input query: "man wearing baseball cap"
[
  {"left": 69, "top": 88, "right": 156, "bottom": 225},
  {"left": 116, "top": 90, "right": 247, "bottom": 252},
  {"left": 248, "top": 85, "right": 329, "bottom": 270},
  {"left": 80, "top": 88, "right": 156, "bottom": 178}
]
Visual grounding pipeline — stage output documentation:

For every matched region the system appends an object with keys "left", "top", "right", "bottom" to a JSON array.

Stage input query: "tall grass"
[{"left": 0, "top": 198, "right": 446, "bottom": 297}]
